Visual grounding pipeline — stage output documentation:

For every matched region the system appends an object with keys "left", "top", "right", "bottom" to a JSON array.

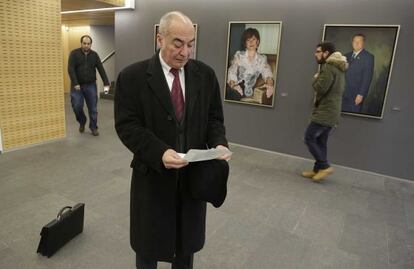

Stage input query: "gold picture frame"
[{"left": 224, "top": 21, "right": 283, "bottom": 108}]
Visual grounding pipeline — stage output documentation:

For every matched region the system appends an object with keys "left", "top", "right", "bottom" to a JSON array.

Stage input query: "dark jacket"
[
  {"left": 114, "top": 53, "right": 227, "bottom": 261},
  {"left": 312, "top": 52, "right": 348, "bottom": 127},
  {"left": 344, "top": 49, "right": 374, "bottom": 99},
  {"left": 342, "top": 49, "right": 374, "bottom": 112},
  {"left": 68, "top": 48, "right": 109, "bottom": 86}
]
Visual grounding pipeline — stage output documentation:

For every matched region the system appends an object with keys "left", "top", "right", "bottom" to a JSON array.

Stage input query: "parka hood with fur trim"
[{"left": 326, "top": 52, "right": 348, "bottom": 72}]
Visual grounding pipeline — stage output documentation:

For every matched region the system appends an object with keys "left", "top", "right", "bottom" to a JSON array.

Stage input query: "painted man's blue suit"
[{"left": 342, "top": 49, "right": 374, "bottom": 113}]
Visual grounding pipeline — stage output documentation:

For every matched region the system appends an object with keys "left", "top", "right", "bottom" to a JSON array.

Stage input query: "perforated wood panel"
[{"left": 0, "top": 0, "right": 65, "bottom": 150}]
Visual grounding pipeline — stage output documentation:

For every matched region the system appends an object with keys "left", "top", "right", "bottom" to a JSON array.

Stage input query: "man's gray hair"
[{"left": 159, "top": 11, "right": 193, "bottom": 36}]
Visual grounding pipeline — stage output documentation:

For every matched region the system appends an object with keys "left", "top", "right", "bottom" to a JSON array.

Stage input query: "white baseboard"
[{"left": 229, "top": 142, "right": 413, "bottom": 184}]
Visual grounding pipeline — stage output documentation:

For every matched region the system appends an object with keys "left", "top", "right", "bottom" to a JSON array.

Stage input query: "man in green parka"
[{"left": 302, "top": 42, "right": 348, "bottom": 182}]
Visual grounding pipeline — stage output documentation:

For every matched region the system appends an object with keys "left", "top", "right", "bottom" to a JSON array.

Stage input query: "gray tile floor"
[{"left": 1, "top": 96, "right": 413, "bottom": 269}]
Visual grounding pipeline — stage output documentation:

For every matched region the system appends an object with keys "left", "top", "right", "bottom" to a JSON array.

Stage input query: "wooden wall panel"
[{"left": 0, "top": 0, "right": 65, "bottom": 150}]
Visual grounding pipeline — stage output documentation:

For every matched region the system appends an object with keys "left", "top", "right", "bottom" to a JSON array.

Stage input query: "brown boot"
[
  {"left": 301, "top": 171, "right": 316, "bottom": 178},
  {"left": 312, "top": 167, "right": 334, "bottom": 182},
  {"left": 79, "top": 124, "right": 85, "bottom": 133},
  {"left": 91, "top": 129, "right": 99, "bottom": 136}
]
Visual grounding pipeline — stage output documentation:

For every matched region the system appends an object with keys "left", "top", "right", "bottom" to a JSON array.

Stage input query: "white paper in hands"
[{"left": 178, "top": 148, "right": 233, "bottom": 162}]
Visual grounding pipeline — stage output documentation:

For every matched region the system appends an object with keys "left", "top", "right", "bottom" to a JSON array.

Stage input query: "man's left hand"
[
  {"left": 103, "top": 85, "right": 110, "bottom": 94},
  {"left": 216, "top": 145, "right": 231, "bottom": 161}
]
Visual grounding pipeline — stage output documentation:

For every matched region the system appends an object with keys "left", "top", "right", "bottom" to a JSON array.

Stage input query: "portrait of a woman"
[{"left": 226, "top": 28, "right": 274, "bottom": 103}]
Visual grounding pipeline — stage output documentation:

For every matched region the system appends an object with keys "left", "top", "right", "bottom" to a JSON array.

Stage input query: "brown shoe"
[
  {"left": 312, "top": 167, "right": 334, "bottom": 182},
  {"left": 91, "top": 129, "right": 99, "bottom": 136},
  {"left": 79, "top": 124, "right": 85, "bottom": 133},
  {"left": 301, "top": 171, "right": 316, "bottom": 178}
]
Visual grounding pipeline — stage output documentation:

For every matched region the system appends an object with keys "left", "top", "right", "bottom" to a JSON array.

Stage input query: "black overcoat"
[{"left": 114, "top": 53, "right": 227, "bottom": 262}]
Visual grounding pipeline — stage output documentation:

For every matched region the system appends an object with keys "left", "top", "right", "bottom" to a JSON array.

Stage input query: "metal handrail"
[{"left": 102, "top": 50, "right": 115, "bottom": 63}]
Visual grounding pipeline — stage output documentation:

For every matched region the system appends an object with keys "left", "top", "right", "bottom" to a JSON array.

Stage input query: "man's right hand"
[
  {"left": 162, "top": 149, "right": 188, "bottom": 169},
  {"left": 74, "top": 85, "right": 81, "bottom": 91}
]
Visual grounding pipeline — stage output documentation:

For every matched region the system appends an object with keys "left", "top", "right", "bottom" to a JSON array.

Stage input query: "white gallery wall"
[{"left": 90, "top": 25, "right": 115, "bottom": 93}]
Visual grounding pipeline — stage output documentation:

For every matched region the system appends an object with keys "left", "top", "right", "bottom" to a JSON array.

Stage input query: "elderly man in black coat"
[{"left": 114, "top": 11, "right": 230, "bottom": 269}]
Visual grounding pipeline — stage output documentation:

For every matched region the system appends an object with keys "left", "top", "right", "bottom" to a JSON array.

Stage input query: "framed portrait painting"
[
  {"left": 154, "top": 23, "right": 198, "bottom": 59},
  {"left": 224, "top": 21, "right": 282, "bottom": 107},
  {"left": 323, "top": 24, "right": 400, "bottom": 119}
]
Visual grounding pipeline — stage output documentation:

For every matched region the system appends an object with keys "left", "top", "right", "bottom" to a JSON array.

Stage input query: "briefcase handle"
[{"left": 57, "top": 206, "right": 72, "bottom": 221}]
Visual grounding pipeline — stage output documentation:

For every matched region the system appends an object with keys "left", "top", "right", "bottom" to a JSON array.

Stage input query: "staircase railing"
[{"left": 102, "top": 50, "right": 115, "bottom": 64}]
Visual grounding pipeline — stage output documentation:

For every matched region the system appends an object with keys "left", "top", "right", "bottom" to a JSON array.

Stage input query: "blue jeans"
[
  {"left": 70, "top": 83, "right": 98, "bottom": 130},
  {"left": 304, "top": 122, "right": 333, "bottom": 172}
]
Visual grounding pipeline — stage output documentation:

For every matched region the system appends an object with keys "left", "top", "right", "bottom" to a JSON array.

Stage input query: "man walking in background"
[
  {"left": 68, "top": 35, "right": 110, "bottom": 136},
  {"left": 302, "top": 42, "right": 348, "bottom": 182}
]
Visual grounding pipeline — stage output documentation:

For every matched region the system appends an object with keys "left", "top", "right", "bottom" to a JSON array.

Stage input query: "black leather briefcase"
[{"left": 37, "top": 203, "right": 85, "bottom": 258}]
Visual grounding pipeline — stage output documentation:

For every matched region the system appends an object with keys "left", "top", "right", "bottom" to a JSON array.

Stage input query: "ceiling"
[
  {"left": 61, "top": 11, "right": 114, "bottom": 26},
  {"left": 61, "top": 0, "right": 124, "bottom": 26},
  {"left": 61, "top": 0, "right": 124, "bottom": 12}
]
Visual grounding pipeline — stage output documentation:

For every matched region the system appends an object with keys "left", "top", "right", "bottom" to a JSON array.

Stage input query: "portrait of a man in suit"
[
  {"left": 323, "top": 25, "right": 400, "bottom": 118},
  {"left": 342, "top": 33, "right": 375, "bottom": 113}
]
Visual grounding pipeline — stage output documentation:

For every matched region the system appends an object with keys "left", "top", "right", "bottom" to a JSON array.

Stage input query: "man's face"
[
  {"left": 352, "top": 36, "right": 364, "bottom": 52},
  {"left": 158, "top": 21, "right": 195, "bottom": 69},
  {"left": 245, "top": 36, "right": 259, "bottom": 51},
  {"left": 81, "top": 37, "right": 92, "bottom": 53},
  {"left": 315, "top": 47, "right": 329, "bottom": 64}
]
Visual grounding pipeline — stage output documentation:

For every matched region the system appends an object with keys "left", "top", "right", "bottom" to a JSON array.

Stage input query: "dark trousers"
[
  {"left": 136, "top": 253, "right": 193, "bottom": 269},
  {"left": 304, "top": 122, "right": 332, "bottom": 172},
  {"left": 136, "top": 172, "right": 194, "bottom": 269},
  {"left": 70, "top": 83, "right": 98, "bottom": 130}
]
